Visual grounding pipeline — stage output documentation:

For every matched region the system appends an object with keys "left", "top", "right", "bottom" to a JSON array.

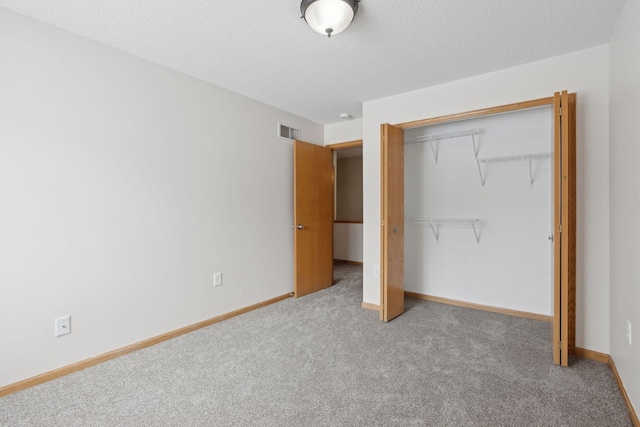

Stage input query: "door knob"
[
  {"left": 293, "top": 224, "right": 304, "bottom": 229},
  {"left": 393, "top": 227, "right": 398, "bottom": 234},
  {"left": 548, "top": 235, "right": 554, "bottom": 241}
]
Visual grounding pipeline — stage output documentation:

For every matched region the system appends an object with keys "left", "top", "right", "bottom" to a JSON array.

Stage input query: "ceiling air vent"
[{"left": 278, "top": 123, "right": 300, "bottom": 141}]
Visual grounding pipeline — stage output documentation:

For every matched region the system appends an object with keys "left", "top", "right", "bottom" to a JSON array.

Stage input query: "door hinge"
[
  {"left": 558, "top": 107, "right": 562, "bottom": 116},
  {"left": 556, "top": 341, "right": 562, "bottom": 349},
  {"left": 557, "top": 224, "right": 562, "bottom": 233}
]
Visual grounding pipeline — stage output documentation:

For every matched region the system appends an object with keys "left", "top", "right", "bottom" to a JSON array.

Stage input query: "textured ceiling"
[{"left": 0, "top": 1, "right": 626, "bottom": 124}]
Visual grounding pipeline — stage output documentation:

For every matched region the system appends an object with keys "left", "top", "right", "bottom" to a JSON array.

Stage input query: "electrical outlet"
[
  {"left": 213, "top": 272, "right": 222, "bottom": 287},
  {"left": 55, "top": 315, "right": 71, "bottom": 337},
  {"left": 373, "top": 266, "right": 380, "bottom": 277},
  {"left": 627, "top": 320, "right": 633, "bottom": 346}
]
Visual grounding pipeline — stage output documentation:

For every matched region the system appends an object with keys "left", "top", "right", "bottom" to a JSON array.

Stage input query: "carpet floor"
[{"left": 0, "top": 264, "right": 632, "bottom": 426}]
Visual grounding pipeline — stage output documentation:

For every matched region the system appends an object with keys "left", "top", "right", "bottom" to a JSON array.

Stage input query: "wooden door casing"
[{"left": 553, "top": 91, "right": 577, "bottom": 366}]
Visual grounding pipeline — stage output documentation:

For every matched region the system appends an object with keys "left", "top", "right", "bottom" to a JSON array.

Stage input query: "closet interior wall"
[{"left": 404, "top": 107, "right": 553, "bottom": 316}]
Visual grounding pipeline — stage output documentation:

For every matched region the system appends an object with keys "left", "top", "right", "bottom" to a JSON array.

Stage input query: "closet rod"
[
  {"left": 475, "top": 152, "right": 551, "bottom": 164},
  {"left": 475, "top": 152, "right": 552, "bottom": 187},
  {"left": 405, "top": 129, "right": 479, "bottom": 163},
  {"left": 405, "top": 129, "right": 478, "bottom": 144},
  {"left": 405, "top": 217, "right": 480, "bottom": 243}
]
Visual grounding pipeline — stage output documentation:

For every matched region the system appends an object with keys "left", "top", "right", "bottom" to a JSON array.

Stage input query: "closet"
[
  {"left": 380, "top": 92, "right": 576, "bottom": 365},
  {"left": 403, "top": 107, "right": 553, "bottom": 317}
]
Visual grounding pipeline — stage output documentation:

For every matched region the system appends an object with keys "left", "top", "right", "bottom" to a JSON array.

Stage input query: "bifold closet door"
[
  {"left": 552, "top": 91, "right": 577, "bottom": 366},
  {"left": 380, "top": 124, "right": 405, "bottom": 322},
  {"left": 293, "top": 140, "right": 334, "bottom": 298}
]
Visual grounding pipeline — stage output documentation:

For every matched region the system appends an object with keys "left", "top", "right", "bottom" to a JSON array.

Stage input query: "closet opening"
[
  {"left": 380, "top": 93, "right": 576, "bottom": 365},
  {"left": 405, "top": 105, "right": 554, "bottom": 318}
]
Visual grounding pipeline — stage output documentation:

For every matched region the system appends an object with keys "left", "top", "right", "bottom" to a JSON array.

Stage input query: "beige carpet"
[{"left": 0, "top": 264, "right": 632, "bottom": 426}]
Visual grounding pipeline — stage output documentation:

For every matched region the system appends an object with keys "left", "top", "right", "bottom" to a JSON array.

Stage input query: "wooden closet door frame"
[{"left": 388, "top": 93, "right": 576, "bottom": 365}]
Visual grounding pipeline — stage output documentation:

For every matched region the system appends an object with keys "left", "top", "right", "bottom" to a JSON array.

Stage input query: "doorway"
[
  {"left": 293, "top": 139, "right": 364, "bottom": 298},
  {"left": 332, "top": 141, "right": 364, "bottom": 274},
  {"left": 380, "top": 92, "right": 576, "bottom": 366}
]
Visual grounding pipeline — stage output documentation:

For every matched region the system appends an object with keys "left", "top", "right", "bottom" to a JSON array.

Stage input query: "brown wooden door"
[
  {"left": 552, "top": 91, "right": 577, "bottom": 366},
  {"left": 380, "top": 124, "right": 405, "bottom": 321},
  {"left": 293, "top": 140, "right": 334, "bottom": 297}
]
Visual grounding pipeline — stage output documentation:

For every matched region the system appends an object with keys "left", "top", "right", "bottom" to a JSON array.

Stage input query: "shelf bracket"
[
  {"left": 471, "top": 133, "right": 479, "bottom": 159},
  {"left": 476, "top": 161, "right": 486, "bottom": 187},
  {"left": 470, "top": 221, "right": 480, "bottom": 243},
  {"left": 428, "top": 221, "right": 439, "bottom": 242},
  {"left": 529, "top": 158, "right": 533, "bottom": 186},
  {"left": 430, "top": 140, "right": 438, "bottom": 163}
]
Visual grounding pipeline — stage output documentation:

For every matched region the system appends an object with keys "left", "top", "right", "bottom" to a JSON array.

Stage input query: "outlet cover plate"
[
  {"left": 55, "top": 315, "right": 71, "bottom": 337},
  {"left": 214, "top": 272, "right": 222, "bottom": 287}
]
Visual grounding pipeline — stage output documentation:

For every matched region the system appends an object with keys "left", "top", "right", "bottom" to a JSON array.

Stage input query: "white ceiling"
[{"left": 0, "top": 1, "right": 625, "bottom": 124}]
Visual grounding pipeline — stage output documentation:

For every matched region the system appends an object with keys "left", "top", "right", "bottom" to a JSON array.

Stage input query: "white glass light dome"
[{"left": 301, "top": 0, "right": 359, "bottom": 38}]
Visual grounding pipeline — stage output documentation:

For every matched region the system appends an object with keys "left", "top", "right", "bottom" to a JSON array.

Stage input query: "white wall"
[
  {"left": 324, "top": 118, "right": 363, "bottom": 146},
  {"left": 404, "top": 108, "right": 553, "bottom": 315},
  {"left": 333, "top": 223, "right": 363, "bottom": 263},
  {"left": 363, "top": 45, "right": 610, "bottom": 352},
  {"left": 0, "top": 8, "right": 323, "bottom": 388},
  {"left": 609, "top": 0, "right": 640, "bottom": 413}
]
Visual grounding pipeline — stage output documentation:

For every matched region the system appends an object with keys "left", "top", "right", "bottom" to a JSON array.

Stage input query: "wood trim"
[
  {"left": 334, "top": 259, "right": 364, "bottom": 266},
  {"left": 405, "top": 291, "right": 552, "bottom": 322},
  {"left": 327, "top": 139, "right": 363, "bottom": 150},
  {"left": 609, "top": 356, "right": 640, "bottom": 426},
  {"left": 396, "top": 97, "right": 554, "bottom": 129},
  {"left": 334, "top": 220, "right": 363, "bottom": 224},
  {"left": 361, "top": 301, "right": 380, "bottom": 311},
  {"left": 379, "top": 125, "right": 386, "bottom": 321},
  {"left": 572, "top": 347, "right": 610, "bottom": 364},
  {"left": 552, "top": 92, "right": 562, "bottom": 365},
  {"left": 0, "top": 293, "right": 292, "bottom": 398},
  {"left": 566, "top": 92, "right": 577, "bottom": 356},
  {"left": 560, "top": 90, "right": 570, "bottom": 367}
]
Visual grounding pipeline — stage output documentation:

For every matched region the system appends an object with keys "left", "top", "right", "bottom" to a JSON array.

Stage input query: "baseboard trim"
[
  {"left": 0, "top": 293, "right": 292, "bottom": 398},
  {"left": 609, "top": 355, "right": 640, "bottom": 427},
  {"left": 572, "top": 347, "right": 610, "bottom": 364},
  {"left": 334, "top": 259, "right": 364, "bottom": 266},
  {"left": 361, "top": 301, "right": 380, "bottom": 311},
  {"left": 404, "top": 291, "right": 552, "bottom": 323}
]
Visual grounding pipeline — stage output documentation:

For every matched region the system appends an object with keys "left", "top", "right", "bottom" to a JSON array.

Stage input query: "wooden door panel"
[
  {"left": 381, "top": 124, "right": 404, "bottom": 322},
  {"left": 553, "top": 91, "right": 577, "bottom": 366},
  {"left": 294, "top": 140, "right": 334, "bottom": 297}
]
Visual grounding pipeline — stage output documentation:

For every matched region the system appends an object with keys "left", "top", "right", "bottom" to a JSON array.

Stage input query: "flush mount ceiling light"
[{"left": 301, "top": 0, "right": 359, "bottom": 38}]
